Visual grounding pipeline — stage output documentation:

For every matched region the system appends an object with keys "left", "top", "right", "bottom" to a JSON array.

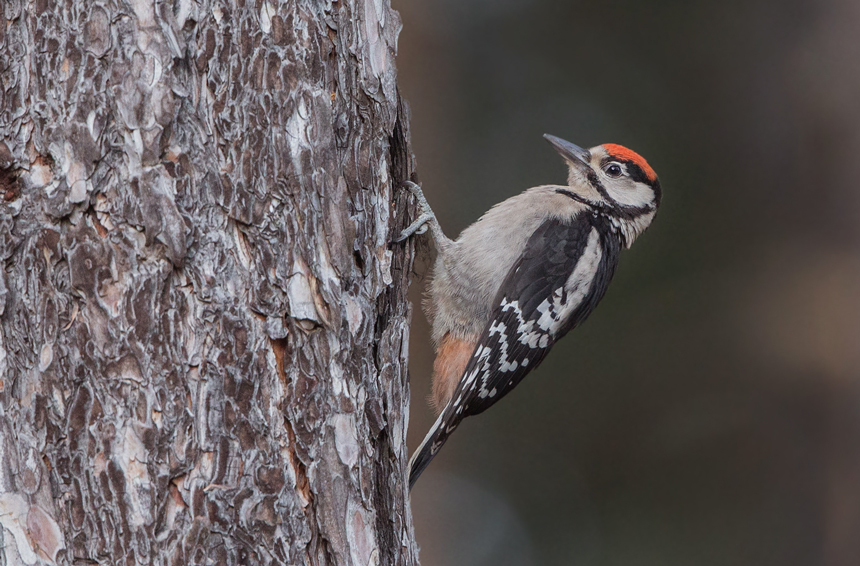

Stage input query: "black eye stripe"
[{"left": 584, "top": 170, "right": 623, "bottom": 208}]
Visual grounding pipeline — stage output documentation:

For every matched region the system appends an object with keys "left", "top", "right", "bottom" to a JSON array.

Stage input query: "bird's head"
[{"left": 544, "top": 134, "right": 661, "bottom": 245}]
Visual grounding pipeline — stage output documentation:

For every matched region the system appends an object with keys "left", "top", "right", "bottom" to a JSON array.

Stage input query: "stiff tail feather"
[{"left": 408, "top": 409, "right": 460, "bottom": 489}]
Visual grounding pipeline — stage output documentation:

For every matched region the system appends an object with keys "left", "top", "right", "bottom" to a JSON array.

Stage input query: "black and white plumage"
[{"left": 400, "top": 134, "right": 661, "bottom": 489}]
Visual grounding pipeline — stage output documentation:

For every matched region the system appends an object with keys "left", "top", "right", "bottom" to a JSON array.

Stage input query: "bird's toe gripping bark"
[
  {"left": 396, "top": 181, "right": 437, "bottom": 242},
  {"left": 396, "top": 213, "right": 433, "bottom": 242}
]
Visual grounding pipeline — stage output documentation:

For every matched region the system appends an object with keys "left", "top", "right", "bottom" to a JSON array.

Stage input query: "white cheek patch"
[{"left": 605, "top": 180, "right": 654, "bottom": 208}]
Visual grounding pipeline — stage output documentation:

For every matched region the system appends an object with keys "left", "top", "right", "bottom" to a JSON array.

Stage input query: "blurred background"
[{"left": 394, "top": 0, "right": 860, "bottom": 564}]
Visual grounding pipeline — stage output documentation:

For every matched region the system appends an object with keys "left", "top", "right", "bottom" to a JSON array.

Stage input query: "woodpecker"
[{"left": 399, "top": 134, "right": 661, "bottom": 489}]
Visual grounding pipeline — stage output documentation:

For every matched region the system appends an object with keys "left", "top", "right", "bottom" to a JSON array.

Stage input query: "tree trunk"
[{"left": 0, "top": 0, "right": 418, "bottom": 564}]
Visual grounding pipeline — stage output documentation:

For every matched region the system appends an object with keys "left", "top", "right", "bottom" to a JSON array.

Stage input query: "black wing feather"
[
  {"left": 409, "top": 213, "right": 621, "bottom": 488},
  {"left": 461, "top": 215, "right": 599, "bottom": 415}
]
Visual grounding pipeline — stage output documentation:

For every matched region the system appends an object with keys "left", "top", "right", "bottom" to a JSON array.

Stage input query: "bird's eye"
[{"left": 604, "top": 163, "right": 623, "bottom": 178}]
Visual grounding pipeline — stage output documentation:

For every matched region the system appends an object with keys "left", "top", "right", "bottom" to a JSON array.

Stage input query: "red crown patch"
[{"left": 603, "top": 144, "right": 657, "bottom": 183}]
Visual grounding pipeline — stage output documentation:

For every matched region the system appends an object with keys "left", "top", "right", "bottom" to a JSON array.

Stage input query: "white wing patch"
[
  {"left": 535, "top": 228, "right": 602, "bottom": 335},
  {"left": 501, "top": 299, "right": 548, "bottom": 349}
]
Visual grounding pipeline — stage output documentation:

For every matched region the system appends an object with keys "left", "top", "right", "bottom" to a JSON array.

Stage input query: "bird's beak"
[{"left": 543, "top": 134, "right": 591, "bottom": 168}]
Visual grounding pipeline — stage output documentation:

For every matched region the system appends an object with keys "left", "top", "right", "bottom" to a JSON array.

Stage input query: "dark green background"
[{"left": 397, "top": 0, "right": 860, "bottom": 564}]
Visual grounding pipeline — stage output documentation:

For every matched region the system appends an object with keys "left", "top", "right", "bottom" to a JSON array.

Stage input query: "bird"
[{"left": 399, "top": 134, "right": 662, "bottom": 489}]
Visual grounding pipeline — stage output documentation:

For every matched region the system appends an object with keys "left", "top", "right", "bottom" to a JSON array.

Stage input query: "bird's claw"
[
  {"left": 396, "top": 212, "right": 433, "bottom": 242},
  {"left": 403, "top": 181, "right": 432, "bottom": 215},
  {"left": 403, "top": 180, "right": 422, "bottom": 195},
  {"left": 395, "top": 181, "right": 435, "bottom": 243}
]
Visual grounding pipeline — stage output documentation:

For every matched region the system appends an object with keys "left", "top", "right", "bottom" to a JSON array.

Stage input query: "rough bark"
[{"left": 0, "top": 0, "right": 418, "bottom": 564}]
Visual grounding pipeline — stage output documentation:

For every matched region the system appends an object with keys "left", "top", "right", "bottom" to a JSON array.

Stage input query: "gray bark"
[{"left": 0, "top": 0, "right": 419, "bottom": 564}]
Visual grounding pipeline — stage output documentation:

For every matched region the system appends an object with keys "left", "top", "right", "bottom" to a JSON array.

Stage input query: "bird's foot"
[{"left": 396, "top": 181, "right": 437, "bottom": 242}]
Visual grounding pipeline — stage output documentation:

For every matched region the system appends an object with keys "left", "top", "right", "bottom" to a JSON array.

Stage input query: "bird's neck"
[{"left": 608, "top": 209, "right": 656, "bottom": 249}]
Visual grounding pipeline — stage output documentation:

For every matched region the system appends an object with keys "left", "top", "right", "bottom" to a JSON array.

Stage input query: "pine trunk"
[{"left": 0, "top": 0, "right": 418, "bottom": 564}]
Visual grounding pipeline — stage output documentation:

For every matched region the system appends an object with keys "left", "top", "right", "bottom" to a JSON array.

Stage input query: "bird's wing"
[{"left": 409, "top": 213, "right": 621, "bottom": 488}]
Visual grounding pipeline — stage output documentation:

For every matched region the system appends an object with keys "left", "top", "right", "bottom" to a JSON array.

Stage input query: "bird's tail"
[{"left": 408, "top": 408, "right": 460, "bottom": 490}]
